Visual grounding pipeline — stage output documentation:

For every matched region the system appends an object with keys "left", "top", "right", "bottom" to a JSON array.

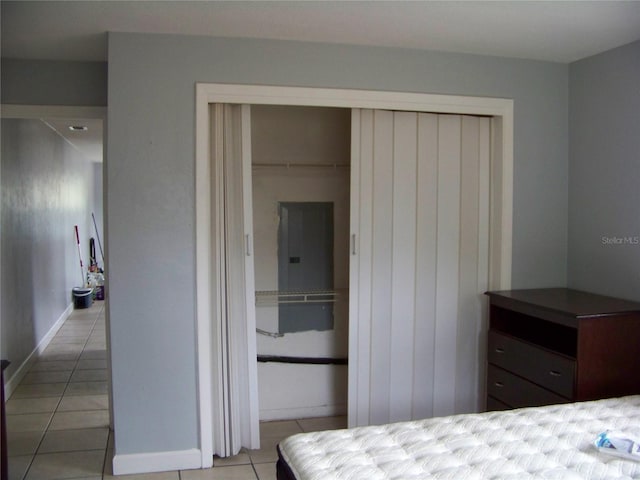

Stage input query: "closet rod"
[{"left": 252, "top": 162, "right": 350, "bottom": 169}]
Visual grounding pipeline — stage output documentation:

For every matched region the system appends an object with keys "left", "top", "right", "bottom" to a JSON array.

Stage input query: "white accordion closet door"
[
  {"left": 349, "top": 110, "right": 491, "bottom": 427},
  {"left": 210, "top": 104, "right": 260, "bottom": 456}
]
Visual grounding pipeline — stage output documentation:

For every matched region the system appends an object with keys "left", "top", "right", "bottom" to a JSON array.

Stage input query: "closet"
[{"left": 206, "top": 96, "right": 502, "bottom": 457}]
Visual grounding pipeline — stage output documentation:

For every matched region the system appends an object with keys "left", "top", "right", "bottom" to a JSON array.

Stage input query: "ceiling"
[
  {"left": 44, "top": 118, "right": 104, "bottom": 163},
  {"left": 2, "top": 1, "right": 640, "bottom": 64}
]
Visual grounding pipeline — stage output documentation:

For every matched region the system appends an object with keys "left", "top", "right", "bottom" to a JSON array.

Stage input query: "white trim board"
[
  {"left": 260, "top": 404, "right": 347, "bottom": 422},
  {"left": 1, "top": 104, "right": 107, "bottom": 119},
  {"left": 112, "top": 448, "right": 201, "bottom": 476},
  {"left": 195, "top": 83, "right": 514, "bottom": 467},
  {"left": 4, "top": 303, "right": 73, "bottom": 399}
]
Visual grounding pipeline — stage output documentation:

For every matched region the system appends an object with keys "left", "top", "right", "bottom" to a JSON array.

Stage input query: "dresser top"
[{"left": 486, "top": 288, "right": 640, "bottom": 318}]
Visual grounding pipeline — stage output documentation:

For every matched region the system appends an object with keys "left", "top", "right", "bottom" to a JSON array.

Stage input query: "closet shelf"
[{"left": 255, "top": 289, "right": 348, "bottom": 306}]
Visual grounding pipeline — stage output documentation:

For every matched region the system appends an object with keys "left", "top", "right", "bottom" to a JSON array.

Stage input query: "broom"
[{"left": 92, "top": 212, "right": 105, "bottom": 267}]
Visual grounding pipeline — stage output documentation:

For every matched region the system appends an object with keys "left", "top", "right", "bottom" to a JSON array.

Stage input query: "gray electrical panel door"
[{"left": 278, "top": 202, "right": 334, "bottom": 333}]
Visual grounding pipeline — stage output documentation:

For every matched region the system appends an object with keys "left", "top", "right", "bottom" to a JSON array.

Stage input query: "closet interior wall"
[{"left": 250, "top": 105, "right": 351, "bottom": 420}]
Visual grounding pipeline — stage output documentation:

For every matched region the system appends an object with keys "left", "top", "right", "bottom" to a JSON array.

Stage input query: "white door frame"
[{"left": 194, "top": 83, "right": 513, "bottom": 467}]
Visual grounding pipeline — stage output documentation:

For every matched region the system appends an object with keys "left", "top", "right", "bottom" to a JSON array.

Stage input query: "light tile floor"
[{"left": 6, "top": 302, "right": 347, "bottom": 479}]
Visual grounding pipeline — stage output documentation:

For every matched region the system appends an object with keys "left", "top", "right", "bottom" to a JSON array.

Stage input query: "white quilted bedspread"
[{"left": 278, "top": 396, "right": 640, "bottom": 480}]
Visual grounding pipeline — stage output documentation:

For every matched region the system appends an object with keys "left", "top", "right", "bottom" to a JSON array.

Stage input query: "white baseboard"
[
  {"left": 260, "top": 404, "right": 347, "bottom": 421},
  {"left": 112, "top": 448, "right": 202, "bottom": 475},
  {"left": 5, "top": 302, "right": 73, "bottom": 399}
]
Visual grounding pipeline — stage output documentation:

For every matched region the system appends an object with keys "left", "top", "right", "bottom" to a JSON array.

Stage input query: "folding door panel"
[
  {"left": 349, "top": 110, "right": 490, "bottom": 426},
  {"left": 210, "top": 104, "right": 260, "bottom": 456}
]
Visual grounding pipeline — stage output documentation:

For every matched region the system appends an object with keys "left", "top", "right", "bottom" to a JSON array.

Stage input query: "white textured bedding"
[{"left": 278, "top": 396, "right": 640, "bottom": 479}]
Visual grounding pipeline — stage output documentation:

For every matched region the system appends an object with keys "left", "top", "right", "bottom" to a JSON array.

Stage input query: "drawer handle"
[
  {"left": 495, "top": 347, "right": 505, "bottom": 354},
  {"left": 494, "top": 381, "right": 504, "bottom": 388},
  {"left": 549, "top": 370, "right": 562, "bottom": 377}
]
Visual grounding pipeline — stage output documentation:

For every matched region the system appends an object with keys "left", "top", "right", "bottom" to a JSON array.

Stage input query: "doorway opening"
[
  {"left": 1, "top": 105, "right": 111, "bottom": 474},
  {"left": 195, "top": 84, "right": 514, "bottom": 467},
  {"left": 0, "top": 105, "right": 108, "bottom": 400}
]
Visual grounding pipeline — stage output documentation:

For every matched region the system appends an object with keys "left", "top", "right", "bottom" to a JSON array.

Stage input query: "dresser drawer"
[
  {"left": 488, "top": 330, "right": 575, "bottom": 398},
  {"left": 486, "top": 396, "right": 511, "bottom": 412},
  {"left": 487, "top": 365, "right": 569, "bottom": 408}
]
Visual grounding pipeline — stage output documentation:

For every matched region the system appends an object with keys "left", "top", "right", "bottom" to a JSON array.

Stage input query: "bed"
[{"left": 277, "top": 395, "right": 640, "bottom": 479}]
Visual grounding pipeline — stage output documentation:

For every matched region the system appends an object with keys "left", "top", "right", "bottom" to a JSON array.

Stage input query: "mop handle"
[{"left": 75, "top": 225, "right": 85, "bottom": 285}]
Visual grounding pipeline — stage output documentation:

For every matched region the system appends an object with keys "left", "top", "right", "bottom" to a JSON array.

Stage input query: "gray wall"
[
  {"left": 107, "top": 32, "right": 568, "bottom": 455},
  {"left": 1, "top": 59, "right": 107, "bottom": 106},
  {"left": 1, "top": 118, "right": 99, "bottom": 379},
  {"left": 568, "top": 40, "right": 640, "bottom": 301}
]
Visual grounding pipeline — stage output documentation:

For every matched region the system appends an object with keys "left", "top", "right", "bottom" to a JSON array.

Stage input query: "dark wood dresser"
[{"left": 485, "top": 288, "right": 640, "bottom": 411}]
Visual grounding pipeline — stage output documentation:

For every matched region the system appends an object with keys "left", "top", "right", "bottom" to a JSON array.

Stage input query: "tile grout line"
[
  {"left": 250, "top": 462, "right": 260, "bottom": 480},
  {"left": 100, "top": 428, "right": 111, "bottom": 479}
]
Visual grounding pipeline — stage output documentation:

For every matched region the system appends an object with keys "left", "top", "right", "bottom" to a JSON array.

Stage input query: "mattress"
[{"left": 277, "top": 395, "right": 640, "bottom": 480}]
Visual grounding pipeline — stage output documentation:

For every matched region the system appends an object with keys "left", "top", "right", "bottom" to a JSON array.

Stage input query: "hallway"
[
  {"left": 6, "top": 303, "right": 109, "bottom": 479},
  {"left": 5, "top": 302, "right": 346, "bottom": 479}
]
